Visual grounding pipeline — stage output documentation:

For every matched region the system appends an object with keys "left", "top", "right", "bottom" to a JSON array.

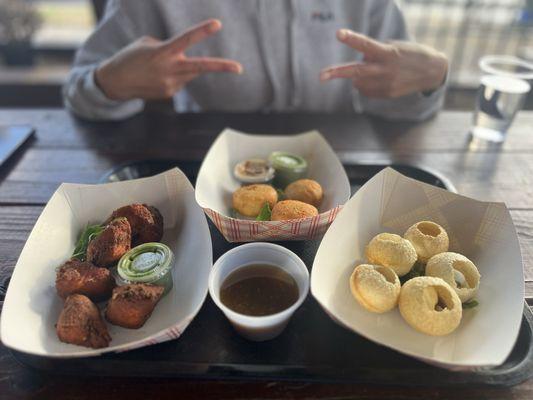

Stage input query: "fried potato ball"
[
  {"left": 105, "top": 284, "right": 165, "bottom": 329},
  {"left": 56, "top": 294, "right": 111, "bottom": 349},
  {"left": 404, "top": 221, "right": 449, "bottom": 262},
  {"left": 87, "top": 217, "right": 131, "bottom": 267},
  {"left": 107, "top": 204, "right": 164, "bottom": 246},
  {"left": 426, "top": 252, "right": 481, "bottom": 303},
  {"left": 365, "top": 233, "right": 417, "bottom": 277},
  {"left": 350, "top": 264, "right": 400, "bottom": 313},
  {"left": 271, "top": 200, "right": 318, "bottom": 221},
  {"left": 399, "top": 277, "right": 462, "bottom": 336},
  {"left": 284, "top": 179, "right": 324, "bottom": 207},
  {"left": 232, "top": 184, "right": 278, "bottom": 218},
  {"left": 56, "top": 259, "right": 115, "bottom": 302}
]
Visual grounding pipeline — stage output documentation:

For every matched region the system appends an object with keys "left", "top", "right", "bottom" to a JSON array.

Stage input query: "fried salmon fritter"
[
  {"left": 87, "top": 217, "right": 131, "bottom": 266},
  {"left": 107, "top": 204, "right": 164, "bottom": 246},
  {"left": 56, "top": 259, "right": 115, "bottom": 302},
  {"left": 56, "top": 294, "right": 111, "bottom": 349},
  {"left": 105, "top": 284, "right": 165, "bottom": 329}
]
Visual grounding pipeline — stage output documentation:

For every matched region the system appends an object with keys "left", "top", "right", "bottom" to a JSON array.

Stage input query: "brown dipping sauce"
[{"left": 220, "top": 264, "right": 299, "bottom": 316}]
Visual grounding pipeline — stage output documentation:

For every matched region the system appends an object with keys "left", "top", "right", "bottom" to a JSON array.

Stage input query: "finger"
[
  {"left": 161, "top": 19, "right": 222, "bottom": 54},
  {"left": 336, "top": 29, "right": 389, "bottom": 60},
  {"left": 176, "top": 58, "right": 243, "bottom": 74},
  {"left": 320, "top": 62, "right": 383, "bottom": 81}
]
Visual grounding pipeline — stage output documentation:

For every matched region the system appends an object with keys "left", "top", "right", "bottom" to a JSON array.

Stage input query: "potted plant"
[{"left": 0, "top": 0, "right": 41, "bottom": 66}]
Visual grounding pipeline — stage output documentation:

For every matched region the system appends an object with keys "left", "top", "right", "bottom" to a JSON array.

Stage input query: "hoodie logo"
[{"left": 311, "top": 11, "right": 334, "bottom": 22}]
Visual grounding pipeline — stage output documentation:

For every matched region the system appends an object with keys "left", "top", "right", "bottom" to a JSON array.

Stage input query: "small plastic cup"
[{"left": 208, "top": 242, "right": 309, "bottom": 341}]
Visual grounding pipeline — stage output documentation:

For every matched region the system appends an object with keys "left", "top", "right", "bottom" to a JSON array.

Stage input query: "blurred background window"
[
  {"left": 0, "top": 0, "right": 531, "bottom": 109},
  {"left": 33, "top": 0, "right": 95, "bottom": 50}
]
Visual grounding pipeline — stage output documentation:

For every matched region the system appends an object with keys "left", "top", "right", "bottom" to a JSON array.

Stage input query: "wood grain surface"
[{"left": 0, "top": 109, "right": 532, "bottom": 399}]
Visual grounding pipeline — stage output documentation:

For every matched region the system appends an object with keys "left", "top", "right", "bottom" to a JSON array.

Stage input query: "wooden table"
[{"left": 1, "top": 108, "right": 532, "bottom": 399}]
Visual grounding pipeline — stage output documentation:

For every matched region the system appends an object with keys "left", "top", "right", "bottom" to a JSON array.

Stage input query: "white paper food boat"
[
  {"left": 0, "top": 168, "right": 212, "bottom": 357},
  {"left": 311, "top": 168, "right": 524, "bottom": 370},
  {"left": 195, "top": 129, "right": 351, "bottom": 242}
]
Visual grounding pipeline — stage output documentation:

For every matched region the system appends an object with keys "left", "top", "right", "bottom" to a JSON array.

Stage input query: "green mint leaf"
[
  {"left": 256, "top": 203, "right": 272, "bottom": 221},
  {"left": 72, "top": 224, "right": 105, "bottom": 261},
  {"left": 463, "top": 300, "right": 479, "bottom": 309}
]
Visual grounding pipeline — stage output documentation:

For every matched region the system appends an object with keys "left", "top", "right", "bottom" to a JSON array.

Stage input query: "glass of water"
[{"left": 471, "top": 55, "right": 533, "bottom": 142}]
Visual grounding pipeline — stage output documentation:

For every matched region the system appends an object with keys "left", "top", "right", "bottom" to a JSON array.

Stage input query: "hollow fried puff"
[
  {"left": 87, "top": 217, "right": 131, "bottom": 267},
  {"left": 105, "top": 284, "right": 165, "bottom": 329},
  {"left": 56, "top": 259, "right": 115, "bottom": 302},
  {"left": 107, "top": 204, "right": 164, "bottom": 246},
  {"left": 56, "top": 294, "right": 111, "bottom": 349}
]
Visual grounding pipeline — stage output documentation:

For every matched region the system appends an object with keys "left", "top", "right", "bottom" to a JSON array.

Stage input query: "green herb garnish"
[
  {"left": 72, "top": 224, "right": 105, "bottom": 261},
  {"left": 256, "top": 203, "right": 272, "bottom": 221},
  {"left": 400, "top": 261, "right": 425, "bottom": 284},
  {"left": 463, "top": 300, "right": 479, "bottom": 309}
]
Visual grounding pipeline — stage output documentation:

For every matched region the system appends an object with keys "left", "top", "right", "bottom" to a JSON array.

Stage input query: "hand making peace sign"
[
  {"left": 95, "top": 19, "right": 242, "bottom": 101},
  {"left": 320, "top": 29, "right": 448, "bottom": 98}
]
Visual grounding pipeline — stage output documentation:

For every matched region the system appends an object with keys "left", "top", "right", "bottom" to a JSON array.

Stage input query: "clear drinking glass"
[{"left": 471, "top": 55, "right": 533, "bottom": 142}]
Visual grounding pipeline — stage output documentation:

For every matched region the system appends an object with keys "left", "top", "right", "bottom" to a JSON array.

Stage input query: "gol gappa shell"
[
  {"left": 349, "top": 264, "right": 400, "bottom": 313},
  {"left": 365, "top": 233, "right": 417, "bottom": 276},
  {"left": 425, "top": 252, "right": 480, "bottom": 303},
  {"left": 399, "top": 276, "right": 462, "bottom": 336},
  {"left": 404, "top": 221, "right": 449, "bottom": 262}
]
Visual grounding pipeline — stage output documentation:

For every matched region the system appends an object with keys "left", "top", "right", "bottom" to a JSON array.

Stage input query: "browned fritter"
[
  {"left": 105, "top": 284, "right": 165, "bottom": 329},
  {"left": 87, "top": 217, "right": 131, "bottom": 266},
  {"left": 107, "top": 204, "right": 164, "bottom": 246},
  {"left": 56, "top": 294, "right": 111, "bottom": 349},
  {"left": 56, "top": 259, "right": 116, "bottom": 302}
]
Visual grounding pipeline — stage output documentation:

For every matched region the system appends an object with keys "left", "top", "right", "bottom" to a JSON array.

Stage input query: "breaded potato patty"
[
  {"left": 285, "top": 179, "right": 323, "bottom": 207},
  {"left": 87, "top": 217, "right": 131, "bottom": 266},
  {"left": 271, "top": 200, "right": 318, "bottom": 221},
  {"left": 232, "top": 184, "right": 278, "bottom": 217},
  {"left": 107, "top": 204, "right": 164, "bottom": 246},
  {"left": 56, "top": 294, "right": 111, "bottom": 348},
  {"left": 56, "top": 259, "right": 115, "bottom": 302}
]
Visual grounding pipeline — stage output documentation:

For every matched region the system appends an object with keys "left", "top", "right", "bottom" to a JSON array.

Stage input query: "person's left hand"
[{"left": 320, "top": 29, "right": 448, "bottom": 98}]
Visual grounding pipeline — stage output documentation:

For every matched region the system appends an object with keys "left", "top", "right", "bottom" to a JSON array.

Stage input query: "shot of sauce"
[{"left": 220, "top": 264, "right": 299, "bottom": 316}]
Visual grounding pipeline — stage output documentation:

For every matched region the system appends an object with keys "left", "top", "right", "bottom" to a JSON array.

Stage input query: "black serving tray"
[{"left": 11, "top": 162, "right": 533, "bottom": 387}]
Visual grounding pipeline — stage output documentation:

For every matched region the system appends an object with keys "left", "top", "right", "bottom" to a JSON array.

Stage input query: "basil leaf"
[
  {"left": 276, "top": 188, "right": 286, "bottom": 201},
  {"left": 463, "top": 300, "right": 479, "bottom": 309},
  {"left": 72, "top": 224, "right": 105, "bottom": 261},
  {"left": 256, "top": 203, "right": 272, "bottom": 221}
]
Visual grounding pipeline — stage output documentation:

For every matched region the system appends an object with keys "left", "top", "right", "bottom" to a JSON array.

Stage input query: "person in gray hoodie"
[{"left": 63, "top": 0, "right": 448, "bottom": 121}]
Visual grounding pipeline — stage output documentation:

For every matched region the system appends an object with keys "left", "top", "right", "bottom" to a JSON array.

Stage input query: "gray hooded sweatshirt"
[{"left": 63, "top": 0, "right": 445, "bottom": 121}]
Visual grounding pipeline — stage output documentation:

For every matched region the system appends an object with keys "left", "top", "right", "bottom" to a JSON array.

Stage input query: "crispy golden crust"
[
  {"left": 56, "top": 259, "right": 116, "bottom": 302},
  {"left": 404, "top": 221, "right": 449, "bottom": 262},
  {"left": 271, "top": 200, "right": 318, "bottom": 221},
  {"left": 399, "top": 277, "right": 462, "bottom": 336},
  {"left": 365, "top": 233, "right": 417, "bottom": 277},
  {"left": 56, "top": 294, "right": 111, "bottom": 349},
  {"left": 105, "top": 284, "right": 165, "bottom": 329},
  {"left": 232, "top": 184, "right": 278, "bottom": 217},
  {"left": 350, "top": 264, "right": 400, "bottom": 313},
  {"left": 284, "top": 179, "right": 324, "bottom": 207},
  {"left": 87, "top": 218, "right": 131, "bottom": 267},
  {"left": 426, "top": 252, "right": 481, "bottom": 303},
  {"left": 107, "top": 204, "right": 164, "bottom": 246}
]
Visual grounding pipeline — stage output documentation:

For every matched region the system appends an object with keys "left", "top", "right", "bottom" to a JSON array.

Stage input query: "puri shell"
[
  {"left": 399, "top": 276, "right": 462, "bottom": 336},
  {"left": 349, "top": 264, "right": 400, "bottom": 313},
  {"left": 365, "top": 233, "right": 417, "bottom": 276},
  {"left": 404, "top": 221, "right": 449, "bottom": 262},
  {"left": 425, "top": 252, "right": 481, "bottom": 303}
]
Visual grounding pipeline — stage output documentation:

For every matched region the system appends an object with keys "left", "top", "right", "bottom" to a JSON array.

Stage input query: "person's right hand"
[{"left": 95, "top": 19, "right": 242, "bottom": 101}]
